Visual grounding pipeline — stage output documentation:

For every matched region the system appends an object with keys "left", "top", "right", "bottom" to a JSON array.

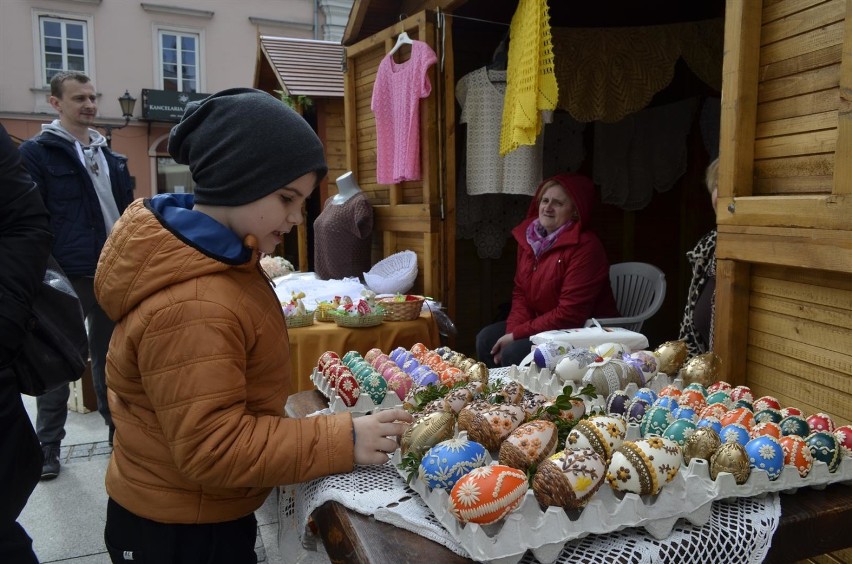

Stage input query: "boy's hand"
[{"left": 352, "top": 408, "right": 413, "bottom": 465}]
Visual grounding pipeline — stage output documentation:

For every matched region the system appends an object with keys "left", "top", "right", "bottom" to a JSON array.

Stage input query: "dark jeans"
[
  {"left": 0, "top": 373, "right": 41, "bottom": 564},
  {"left": 104, "top": 498, "right": 257, "bottom": 564},
  {"left": 475, "top": 321, "right": 534, "bottom": 368},
  {"left": 36, "top": 276, "right": 113, "bottom": 446}
]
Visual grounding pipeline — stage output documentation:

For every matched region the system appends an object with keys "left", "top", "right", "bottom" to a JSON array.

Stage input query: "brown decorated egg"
[
  {"left": 443, "top": 387, "right": 474, "bottom": 414},
  {"left": 335, "top": 373, "right": 361, "bottom": 407},
  {"left": 499, "top": 420, "right": 558, "bottom": 471},
  {"left": 682, "top": 426, "right": 722, "bottom": 466},
  {"left": 779, "top": 435, "right": 814, "bottom": 478},
  {"left": 543, "top": 398, "right": 586, "bottom": 423},
  {"left": 459, "top": 403, "right": 525, "bottom": 452},
  {"left": 606, "top": 437, "right": 682, "bottom": 495},
  {"left": 582, "top": 358, "right": 644, "bottom": 397},
  {"left": 495, "top": 381, "right": 525, "bottom": 405},
  {"left": 654, "top": 340, "right": 689, "bottom": 375},
  {"left": 565, "top": 415, "right": 626, "bottom": 463},
  {"left": 449, "top": 465, "right": 528, "bottom": 525},
  {"left": 522, "top": 393, "right": 550, "bottom": 420},
  {"left": 533, "top": 448, "right": 606, "bottom": 509},
  {"left": 679, "top": 352, "right": 722, "bottom": 388},
  {"left": 401, "top": 411, "right": 455, "bottom": 457},
  {"left": 456, "top": 399, "right": 491, "bottom": 431},
  {"left": 710, "top": 442, "right": 751, "bottom": 484}
]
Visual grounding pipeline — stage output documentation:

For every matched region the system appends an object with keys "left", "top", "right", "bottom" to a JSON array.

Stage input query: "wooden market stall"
[{"left": 339, "top": 0, "right": 851, "bottom": 439}]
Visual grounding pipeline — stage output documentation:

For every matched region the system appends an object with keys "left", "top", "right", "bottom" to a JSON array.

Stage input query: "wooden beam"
[
  {"left": 833, "top": 0, "right": 852, "bottom": 195},
  {"left": 714, "top": 259, "right": 751, "bottom": 386},
  {"left": 716, "top": 194, "right": 851, "bottom": 230},
  {"left": 717, "top": 226, "right": 852, "bottom": 274}
]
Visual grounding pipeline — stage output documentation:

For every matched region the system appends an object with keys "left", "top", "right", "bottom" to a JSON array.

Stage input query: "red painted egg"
[
  {"left": 729, "top": 385, "right": 753, "bottom": 404},
  {"left": 780, "top": 406, "right": 803, "bottom": 418},
  {"left": 753, "top": 395, "right": 781, "bottom": 412},
  {"left": 317, "top": 351, "right": 340, "bottom": 373},
  {"left": 335, "top": 373, "right": 361, "bottom": 406},
  {"left": 806, "top": 412, "right": 835, "bottom": 433},
  {"left": 779, "top": 435, "right": 814, "bottom": 478},
  {"left": 707, "top": 381, "right": 732, "bottom": 393},
  {"left": 386, "top": 371, "right": 414, "bottom": 401},
  {"left": 834, "top": 425, "right": 852, "bottom": 457},
  {"left": 449, "top": 465, "right": 529, "bottom": 525}
]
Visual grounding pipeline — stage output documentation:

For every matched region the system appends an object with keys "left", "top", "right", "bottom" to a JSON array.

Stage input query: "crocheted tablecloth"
[{"left": 280, "top": 460, "right": 780, "bottom": 563}]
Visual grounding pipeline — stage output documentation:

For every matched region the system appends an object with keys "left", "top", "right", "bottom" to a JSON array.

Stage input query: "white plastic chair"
[{"left": 586, "top": 262, "right": 666, "bottom": 333}]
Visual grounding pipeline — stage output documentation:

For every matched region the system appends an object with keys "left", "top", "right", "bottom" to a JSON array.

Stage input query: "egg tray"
[
  {"left": 311, "top": 368, "right": 403, "bottom": 416},
  {"left": 507, "top": 363, "right": 674, "bottom": 400},
  {"left": 393, "top": 443, "right": 852, "bottom": 564}
]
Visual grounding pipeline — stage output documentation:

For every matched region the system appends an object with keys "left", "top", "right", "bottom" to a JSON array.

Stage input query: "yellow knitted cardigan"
[{"left": 499, "top": 0, "right": 559, "bottom": 156}]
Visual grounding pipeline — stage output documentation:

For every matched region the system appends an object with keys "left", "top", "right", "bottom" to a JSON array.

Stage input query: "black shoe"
[
  {"left": 108, "top": 424, "right": 115, "bottom": 447},
  {"left": 41, "top": 444, "right": 60, "bottom": 480}
]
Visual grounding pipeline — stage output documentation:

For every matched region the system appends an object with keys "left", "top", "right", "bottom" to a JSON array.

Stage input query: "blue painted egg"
[
  {"left": 361, "top": 373, "right": 389, "bottom": 405},
  {"left": 626, "top": 398, "right": 650, "bottom": 424},
  {"left": 745, "top": 435, "right": 785, "bottom": 480},
  {"left": 697, "top": 416, "right": 723, "bottom": 435},
  {"left": 419, "top": 438, "right": 488, "bottom": 490},
  {"left": 720, "top": 423, "right": 751, "bottom": 446},
  {"left": 411, "top": 365, "right": 439, "bottom": 387},
  {"left": 779, "top": 415, "right": 810, "bottom": 437},
  {"left": 394, "top": 350, "right": 414, "bottom": 368},
  {"left": 733, "top": 399, "right": 754, "bottom": 411},
  {"left": 401, "top": 358, "right": 421, "bottom": 375},
  {"left": 633, "top": 387, "right": 658, "bottom": 405},
  {"left": 389, "top": 346, "right": 408, "bottom": 364},
  {"left": 663, "top": 418, "right": 697, "bottom": 446},
  {"left": 754, "top": 408, "right": 783, "bottom": 424},
  {"left": 606, "top": 390, "right": 631, "bottom": 416},
  {"left": 705, "top": 390, "right": 732, "bottom": 409},
  {"left": 640, "top": 405, "right": 673, "bottom": 437},
  {"left": 805, "top": 431, "right": 841, "bottom": 472},
  {"left": 653, "top": 396, "right": 679, "bottom": 411},
  {"left": 672, "top": 406, "right": 698, "bottom": 423}
]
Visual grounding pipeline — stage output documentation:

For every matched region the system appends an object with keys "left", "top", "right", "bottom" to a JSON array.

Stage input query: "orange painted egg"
[
  {"left": 779, "top": 435, "right": 814, "bottom": 478},
  {"left": 439, "top": 366, "right": 465, "bottom": 386},
  {"left": 678, "top": 389, "right": 707, "bottom": 412},
  {"left": 658, "top": 385, "right": 683, "bottom": 399},
  {"left": 699, "top": 403, "right": 729, "bottom": 421},
  {"left": 449, "top": 465, "right": 529, "bottom": 525},
  {"left": 719, "top": 407, "right": 755, "bottom": 430},
  {"left": 750, "top": 421, "right": 782, "bottom": 440},
  {"left": 409, "top": 342, "right": 429, "bottom": 360}
]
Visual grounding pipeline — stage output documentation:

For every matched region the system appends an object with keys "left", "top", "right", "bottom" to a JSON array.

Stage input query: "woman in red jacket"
[{"left": 476, "top": 173, "right": 619, "bottom": 367}]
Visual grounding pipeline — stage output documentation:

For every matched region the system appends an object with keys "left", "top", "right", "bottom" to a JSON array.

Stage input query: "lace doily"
[{"left": 280, "top": 461, "right": 780, "bottom": 563}]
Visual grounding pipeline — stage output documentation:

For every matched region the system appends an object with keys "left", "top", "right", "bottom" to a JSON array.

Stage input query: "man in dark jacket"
[
  {"left": 0, "top": 123, "right": 52, "bottom": 563},
  {"left": 19, "top": 71, "right": 133, "bottom": 479}
]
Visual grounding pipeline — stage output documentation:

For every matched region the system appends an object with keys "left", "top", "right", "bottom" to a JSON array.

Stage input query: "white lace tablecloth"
[{"left": 279, "top": 461, "right": 781, "bottom": 563}]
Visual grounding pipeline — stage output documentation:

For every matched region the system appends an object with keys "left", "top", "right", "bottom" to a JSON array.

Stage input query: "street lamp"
[{"left": 100, "top": 90, "right": 137, "bottom": 148}]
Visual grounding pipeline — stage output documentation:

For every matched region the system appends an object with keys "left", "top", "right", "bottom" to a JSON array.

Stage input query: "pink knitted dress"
[{"left": 371, "top": 40, "right": 437, "bottom": 184}]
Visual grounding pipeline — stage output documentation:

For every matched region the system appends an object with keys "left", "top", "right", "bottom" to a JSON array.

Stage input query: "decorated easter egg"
[
  {"left": 672, "top": 405, "right": 698, "bottom": 423},
  {"left": 753, "top": 396, "right": 781, "bottom": 412},
  {"left": 682, "top": 382, "right": 708, "bottom": 397},
  {"left": 653, "top": 396, "right": 679, "bottom": 412},
  {"left": 640, "top": 405, "right": 674, "bottom": 438},
  {"left": 779, "top": 435, "right": 814, "bottom": 478},
  {"left": 779, "top": 415, "right": 810, "bottom": 437},
  {"left": 499, "top": 420, "right": 559, "bottom": 471},
  {"left": 719, "top": 407, "right": 755, "bottom": 430},
  {"left": 554, "top": 349, "right": 601, "bottom": 382},
  {"left": 497, "top": 381, "right": 525, "bottom": 405},
  {"left": 677, "top": 389, "right": 707, "bottom": 413},
  {"left": 605, "top": 390, "right": 631, "bottom": 416},
  {"left": 419, "top": 438, "right": 488, "bottom": 490},
  {"left": 745, "top": 435, "right": 785, "bottom": 480},
  {"left": 335, "top": 373, "right": 361, "bottom": 407},
  {"left": 780, "top": 406, "right": 803, "bottom": 418},
  {"left": 370, "top": 352, "right": 391, "bottom": 368},
  {"left": 626, "top": 398, "right": 650, "bottom": 424},
  {"left": 565, "top": 415, "right": 626, "bottom": 463},
  {"left": 582, "top": 358, "right": 644, "bottom": 397},
  {"left": 754, "top": 408, "right": 783, "bottom": 425},
  {"left": 460, "top": 404, "right": 526, "bottom": 452},
  {"left": 533, "top": 448, "right": 607, "bottom": 509},
  {"left": 465, "top": 361, "right": 489, "bottom": 383},
  {"left": 806, "top": 412, "right": 835, "bottom": 433},
  {"left": 658, "top": 385, "right": 683, "bottom": 399},
  {"left": 654, "top": 340, "right": 689, "bottom": 375},
  {"left": 606, "top": 437, "right": 682, "bottom": 495},
  {"left": 386, "top": 371, "right": 414, "bottom": 401},
  {"left": 729, "top": 385, "right": 753, "bottom": 405},
  {"left": 834, "top": 425, "right": 852, "bottom": 457},
  {"left": 720, "top": 423, "right": 751, "bottom": 446},
  {"left": 457, "top": 358, "right": 477, "bottom": 373},
  {"left": 806, "top": 431, "right": 841, "bottom": 472},
  {"left": 680, "top": 352, "right": 722, "bottom": 388},
  {"left": 443, "top": 387, "right": 474, "bottom": 414},
  {"left": 683, "top": 426, "right": 721, "bottom": 466},
  {"left": 734, "top": 400, "right": 754, "bottom": 412},
  {"left": 449, "top": 465, "right": 529, "bottom": 525},
  {"left": 411, "top": 365, "right": 439, "bottom": 387},
  {"left": 750, "top": 421, "right": 782, "bottom": 440},
  {"left": 352, "top": 363, "right": 376, "bottom": 383},
  {"left": 705, "top": 390, "right": 732, "bottom": 409},
  {"left": 439, "top": 366, "right": 465, "bottom": 386},
  {"left": 624, "top": 350, "right": 659, "bottom": 382},
  {"left": 401, "top": 411, "right": 455, "bottom": 457},
  {"left": 341, "top": 350, "right": 362, "bottom": 367},
  {"left": 522, "top": 393, "right": 550, "bottom": 420},
  {"left": 699, "top": 402, "right": 728, "bottom": 421},
  {"left": 456, "top": 400, "right": 491, "bottom": 431},
  {"left": 382, "top": 364, "right": 403, "bottom": 383},
  {"left": 419, "top": 398, "right": 451, "bottom": 418},
  {"left": 633, "top": 387, "right": 658, "bottom": 405},
  {"left": 401, "top": 358, "right": 421, "bottom": 375},
  {"left": 533, "top": 341, "right": 571, "bottom": 369},
  {"left": 364, "top": 348, "right": 384, "bottom": 364},
  {"left": 707, "top": 381, "right": 732, "bottom": 394},
  {"left": 360, "top": 373, "right": 388, "bottom": 404},
  {"left": 542, "top": 397, "right": 586, "bottom": 424},
  {"left": 324, "top": 363, "right": 350, "bottom": 387},
  {"left": 595, "top": 342, "right": 628, "bottom": 360},
  {"left": 410, "top": 342, "right": 429, "bottom": 359},
  {"left": 389, "top": 346, "right": 408, "bottom": 364},
  {"left": 710, "top": 442, "right": 751, "bottom": 483},
  {"left": 697, "top": 416, "right": 723, "bottom": 435},
  {"left": 317, "top": 351, "right": 340, "bottom": 373},
  {"left": 663, "top": 419, "right": 697, "bottom": 447}
]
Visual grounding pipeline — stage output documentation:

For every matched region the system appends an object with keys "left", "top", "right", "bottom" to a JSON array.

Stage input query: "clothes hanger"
[
  {"left": 487, "top": 32, "right": 509, "bottom": 72},
  {"left": 388, "top": 31, "right": 413, "bottom": 56}
]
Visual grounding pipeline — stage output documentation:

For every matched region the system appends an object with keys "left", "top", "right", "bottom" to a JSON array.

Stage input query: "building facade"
[{"left": 0, "top": 0, "right": 352, "bottom": 198}]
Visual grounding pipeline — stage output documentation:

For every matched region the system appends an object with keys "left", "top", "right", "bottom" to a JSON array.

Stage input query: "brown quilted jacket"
[{"left": 94, "top": 198, "right": 354, "bottom": 524}]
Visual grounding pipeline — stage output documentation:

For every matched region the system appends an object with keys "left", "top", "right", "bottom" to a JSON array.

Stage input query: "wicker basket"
[
  {"left": 378, "top": 297, "right": 424, "bottom": 322},
  {"left": 315, "top": 302, "right": 337, "bottom": 322},
  {"left": 333, "top": 312, "right": 384, "bottom": 328},
  {"left": 363, "top": 250, "right": 418, "bottom": 295},
  {"left": 285, "top": 311, "right": 315, "bottom": 328}
]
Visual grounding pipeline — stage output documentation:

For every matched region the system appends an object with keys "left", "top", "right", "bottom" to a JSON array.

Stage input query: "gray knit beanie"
[{"left": 168, "top": 88, "right": 327, "bottom": 206}]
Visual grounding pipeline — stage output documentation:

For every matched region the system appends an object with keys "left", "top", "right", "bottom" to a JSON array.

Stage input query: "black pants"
[
  {"left": 0, "top": 374, "right": 41, "bottom": 564},
  {"left": 104, "top": 498, "right": 257, "bottom": 564},
  {"left": 475, "top": 321, "right": 534, "bottom": 368}
]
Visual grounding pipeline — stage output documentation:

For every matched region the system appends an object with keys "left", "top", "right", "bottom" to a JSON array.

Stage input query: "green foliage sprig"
[{"left": 531, "top": 383, "right": 598, "bottom": 447}]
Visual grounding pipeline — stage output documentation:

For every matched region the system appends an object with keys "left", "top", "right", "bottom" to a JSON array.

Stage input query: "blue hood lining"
[{"left": 146, "top": 194, "right": 251, "bottom": 265}]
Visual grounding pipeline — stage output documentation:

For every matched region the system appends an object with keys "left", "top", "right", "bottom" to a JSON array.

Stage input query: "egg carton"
[
  {"left": 507, "top": 364, "right": 676, "bottom": 401},
  {"left": 310, "top": 368, "right": 403, "bottom": 416}
]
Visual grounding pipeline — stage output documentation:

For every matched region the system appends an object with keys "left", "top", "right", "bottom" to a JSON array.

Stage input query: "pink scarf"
[{"left": 526, "top": 219, "right": 574, "bottom": 258}]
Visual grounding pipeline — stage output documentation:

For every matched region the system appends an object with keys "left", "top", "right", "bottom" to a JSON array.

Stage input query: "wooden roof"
[{"left": 256, "top": 36, "right": 344, "bottom": 98}]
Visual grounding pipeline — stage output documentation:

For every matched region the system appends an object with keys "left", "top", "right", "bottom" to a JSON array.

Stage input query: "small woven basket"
[
  {"left": 333, "top": 312, "right": 384, "bottom": 328},
  {"left": 315, "top": 302, "right": 337, "bottom": 322},
  {"left": 378, "top": 297, "right": 424, "bottom": 322},
  {"left": 285, "top": 311, "right": 315, "bottom": 328}
]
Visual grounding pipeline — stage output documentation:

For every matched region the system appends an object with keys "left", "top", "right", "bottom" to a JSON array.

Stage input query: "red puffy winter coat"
[{"left": 506, "top": 174, "right": 619, "bottom": 339}]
